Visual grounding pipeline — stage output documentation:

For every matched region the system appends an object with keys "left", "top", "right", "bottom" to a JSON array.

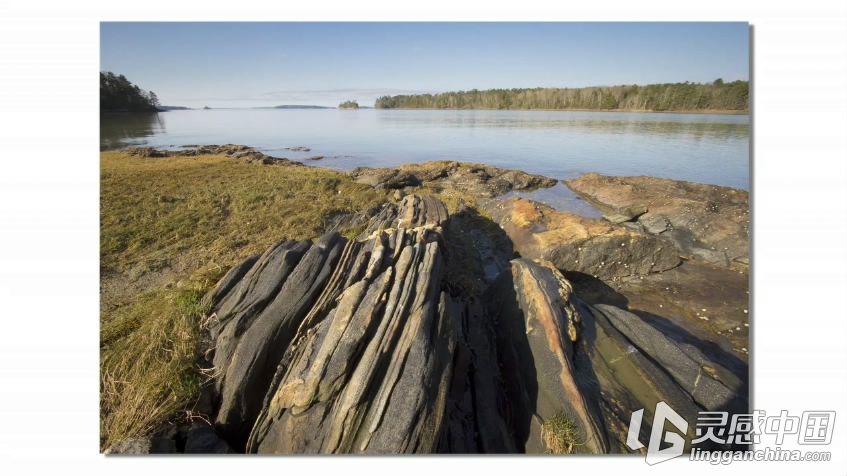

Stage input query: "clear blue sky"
[{"left": 100, "top": 22, "right": 749, "bottom": 108}]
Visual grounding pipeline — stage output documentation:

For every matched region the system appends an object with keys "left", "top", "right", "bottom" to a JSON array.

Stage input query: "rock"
[
  {"left": 184, "top": 422, "right": 234, "bottom": 454},
  {"left": 193, "top": 193, "right": 745, "bottom": 454},
  {"left": 492, "top": 259, "right": 608, "bottom": 453},
  {"left": 602, "top": 213, "right": 635, "bottom": 224},
  {"left": 594, "top": 304, "right": 744, "bottom": 412},
  {"left": 104, "top": 438, "right": 152, "bottom": 455},
  {"left": 481, "top": 196, "right": 680, "bottom": 280},
  {"left": 639, "top": 213, "right": 669, "bottom": 234},
  {"left": 566, "top": 173, "right": 749, "bottom": 267},
  {"left": 347, "top": 168, "right": 421, "bottom": 189},
  {"left": 585, "top": 259, "right": 751, "bottom": 359},
  {"left": 393, "top": 189, "right": 405, "bottom": 201},
  {"left": 349, "top": 161, "right": 557, "bottom": 198},
  {"left": 602, "top": 204, "right": 648, "bottom": 224},
  {"left": 213, "top": 234, "right": 347, "bottom": 450},
  {"left": 123, "top": 145, "right": 304, "bottom": 167}
]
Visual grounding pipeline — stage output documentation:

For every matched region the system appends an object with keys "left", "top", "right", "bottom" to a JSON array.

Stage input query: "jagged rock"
[
  {"left": 489, "top": 259, "right": 608, "bottom": 454},
  {"left": 214, "top": 234, "right": 346, "bottom": 449},
  {"left": 196, "top": 193, "right": 745, "bottom": 455},
  {"left": 566, "top": 173, "right": 749, "bottom": 267},
  {"left": 349, "top": 161, "right": 557, "bottom": 198},
  {"left": 481, "top": 196, "right": 680, "bottom": 280}
]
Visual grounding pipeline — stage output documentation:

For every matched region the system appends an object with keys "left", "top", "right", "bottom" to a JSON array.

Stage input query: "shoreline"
[{"left": 372, "top": 107, "right": 748, "bottom": 115}]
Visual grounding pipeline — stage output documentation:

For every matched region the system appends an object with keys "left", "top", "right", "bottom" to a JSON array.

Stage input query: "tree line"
[
  {"left": 375, "top": 80, "right": 748, "bottom": 112},
  {"left": 100, "top": 72, "right": 161, "bottom": 112}
]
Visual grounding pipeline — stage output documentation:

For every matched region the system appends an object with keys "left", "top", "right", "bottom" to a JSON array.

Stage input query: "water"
[{"left": 101, "top": 109, "right": 749, "bottom": 211}]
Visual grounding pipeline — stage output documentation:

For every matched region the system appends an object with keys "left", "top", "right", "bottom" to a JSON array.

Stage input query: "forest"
[
  {"left": 100, "top": 72, "right": 161, "bottom": 112},
  {"left": 375, "top": 80, "right": 748, "bottom": 112}
]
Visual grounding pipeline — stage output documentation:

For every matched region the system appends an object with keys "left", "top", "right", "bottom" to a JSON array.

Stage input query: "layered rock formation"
[{"left": 191, "top": 194, "right": 747, "bottom": 454}]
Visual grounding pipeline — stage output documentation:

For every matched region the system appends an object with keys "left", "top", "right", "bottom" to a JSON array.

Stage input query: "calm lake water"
[{"left": 101, "top": 109, "right": 749, "bottom": 213}]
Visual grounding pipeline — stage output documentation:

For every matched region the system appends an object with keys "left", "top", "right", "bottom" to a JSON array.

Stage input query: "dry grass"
[
  {"left": 100, "top": 151, "right": 388, "bottom": 449},
  {"left": 541, "top": 411, "right": 583, "bottom": 454}
]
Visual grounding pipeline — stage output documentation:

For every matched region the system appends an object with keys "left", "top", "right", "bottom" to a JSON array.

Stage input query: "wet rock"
[
  {"left": 594, "top": 304, "right": 744, "bottom": 412},
  {"left": 481, "top": 196, "right": 680, "bottom": 280},
  {"left": 566, "top": 174, "right": 749, "bottom": 267}
]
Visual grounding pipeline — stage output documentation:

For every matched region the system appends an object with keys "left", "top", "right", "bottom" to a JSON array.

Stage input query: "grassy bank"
[{"left": 99, "top": 151, "right": 388, "bottom": 449}]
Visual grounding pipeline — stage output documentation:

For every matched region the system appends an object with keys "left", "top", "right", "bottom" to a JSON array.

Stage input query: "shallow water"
[{"left": 101, "top": 109, "right": 749, "bottom": 214}]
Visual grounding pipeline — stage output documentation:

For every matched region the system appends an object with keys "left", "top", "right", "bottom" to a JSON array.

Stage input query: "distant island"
[
  {"left": 375, "top": 80, "right": 749, "bottom": 113},
  {"left": 338, "top": 100, "right": 359, "bottom": 110}
]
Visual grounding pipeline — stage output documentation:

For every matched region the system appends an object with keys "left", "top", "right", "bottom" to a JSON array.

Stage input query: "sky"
[{"left": 100, "top": 22, "right": 750, "bottom": 108}]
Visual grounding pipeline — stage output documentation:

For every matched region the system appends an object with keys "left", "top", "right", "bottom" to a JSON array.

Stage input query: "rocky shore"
[{"left": 104, "top": 146, "right": 749, "bottom": 454}]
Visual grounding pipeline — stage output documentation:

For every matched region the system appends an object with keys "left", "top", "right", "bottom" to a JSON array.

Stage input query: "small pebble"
[
  {"left": 658, "top": 304, "right": 663, "bottom": 308},
  {"left": 741, "top": 347, "right": 748, "bottom": 352},
  {"left": 736, "top": 327, "right": 741, "bottom": 331},
  {"left": 744, "top": 323, "right": 749, "bottom": 327},
  {"left": 701, "top": 308, "right": 707, "bottom": 312}
]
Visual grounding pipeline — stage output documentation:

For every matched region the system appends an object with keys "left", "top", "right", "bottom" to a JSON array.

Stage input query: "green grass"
[
  {"left": 541, "top": 411, "right": 584, "bottom": 454},
  {"left": 100, "top": 151, "right": 388, "bottom": 449}
]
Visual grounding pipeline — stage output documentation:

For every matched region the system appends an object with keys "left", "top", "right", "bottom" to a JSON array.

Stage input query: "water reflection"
[
  {"left": 376, "top": 110, "right": 748, "bottom": 141},
  {"left": 100, "top": 112, "right": 166, "bottom": 151}
]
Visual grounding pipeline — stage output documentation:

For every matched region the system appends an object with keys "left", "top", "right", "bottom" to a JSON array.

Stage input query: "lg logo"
[{"left": 626, "top": 401, "right": 689, "bottom": 465}]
